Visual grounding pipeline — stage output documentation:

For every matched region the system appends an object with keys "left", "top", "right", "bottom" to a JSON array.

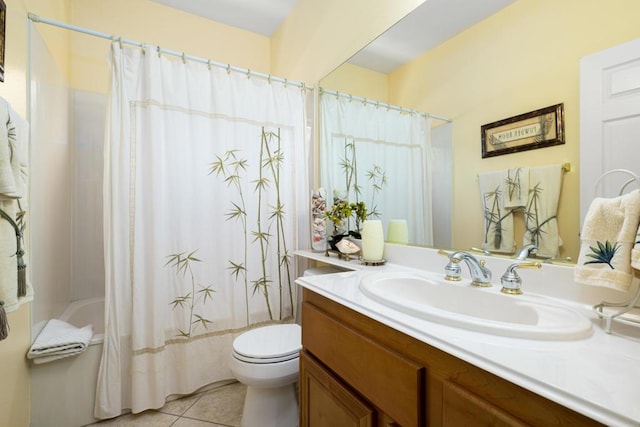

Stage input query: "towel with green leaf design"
[
  {"left": 523, "top": 164, "right": 563, "bottom": 258},
  {"left": 574, "top": 189, "right": 640, "bottom": 292},
  {"left": 479, "top": 170, "right": 516, "bottom": 253}
]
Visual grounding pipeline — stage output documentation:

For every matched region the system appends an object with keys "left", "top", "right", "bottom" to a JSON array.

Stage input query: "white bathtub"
[{"left": 30, "top": 297, "right": 105, "bottom": 427}]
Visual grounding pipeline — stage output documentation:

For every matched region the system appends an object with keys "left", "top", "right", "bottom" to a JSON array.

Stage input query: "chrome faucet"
[
  {"left": 440, "top": 250, "right": 492, "bottom": 287},
  {"left": 515, "top": 244, "right": 538, "bottom": 260},
  {"left": 500, "top": 262, "right": 542, "bottom": 294}
]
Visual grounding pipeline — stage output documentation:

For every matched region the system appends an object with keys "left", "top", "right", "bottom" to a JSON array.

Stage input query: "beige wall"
[
  {"left": 0, "top": 1, "right": 70, "bottom": 424},
  {"left": 69, "top": 0, "right": 271, "bottom": 94},
  {"left": 319, "top": 62, "right": 388, "bottom": 102},
  {"left": 388, "top": 0, "right": 640, "bottom": 260}
]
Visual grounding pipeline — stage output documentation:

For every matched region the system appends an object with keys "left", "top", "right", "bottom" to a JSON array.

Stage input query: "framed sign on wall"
[{"left": 481, "top": 103, "right": 564, "bottom": 158}]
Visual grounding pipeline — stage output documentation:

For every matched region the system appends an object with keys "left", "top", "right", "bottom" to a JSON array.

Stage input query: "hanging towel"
[
  {"left": 479, "top": 170, "right": 515, "bottom": 253},
  {"left": 0, "top": 97, "right": 29, "bottom": 200},
  {"left": 503, "top": 167, "right": 529, "bottom": 209},
  {"left": 633, "top": 224, "right": 640, "bottom": 270},
  {"left": 523, "top": 164, "right": 563, "bottom": 258},
  {"left": 27, "top": 319, "right": 94, "bottom": 364},
  {"left": 0, "top": 98, "right": 32, "bottom": 317},
  {"left": 574, "top": 189, "right": 640, "bottom": 292}
]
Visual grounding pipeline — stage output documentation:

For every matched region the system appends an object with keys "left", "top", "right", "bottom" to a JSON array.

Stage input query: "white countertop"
[{"left": 296, "top": 249, "right": 640, "bottom": 427}]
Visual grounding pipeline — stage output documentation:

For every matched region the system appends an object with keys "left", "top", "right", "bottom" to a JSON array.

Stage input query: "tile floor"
[{"left": 87, "top": 381, "right": 247, "bottom": 427}]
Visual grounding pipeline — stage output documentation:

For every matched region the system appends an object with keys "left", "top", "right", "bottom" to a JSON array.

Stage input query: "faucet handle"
[
  {"left": 438, "top": 249, "right": 452, "bottom": 258},
  {"left": 438, "top": 250, "right": 463, "bottom": 281},
  {"left": 500, "top": 262, "right": 542, "bottom": 295}
]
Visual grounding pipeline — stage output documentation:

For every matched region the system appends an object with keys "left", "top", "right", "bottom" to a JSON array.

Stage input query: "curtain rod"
[
  {"left": 27, "top": 13, "right": 311, "bottom": 90},
  {"left": 319, "top": 87, "right": 451, "bottom": 123}
]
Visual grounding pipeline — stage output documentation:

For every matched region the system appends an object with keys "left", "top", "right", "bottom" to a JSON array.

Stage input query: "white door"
[{"left": 580, "top": 37, "right": 640, "bottom": 224}]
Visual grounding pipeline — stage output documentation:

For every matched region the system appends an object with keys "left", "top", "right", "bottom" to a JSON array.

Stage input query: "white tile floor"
[{"left": 87, "top": 382, "right": 247, "bottom": 427}]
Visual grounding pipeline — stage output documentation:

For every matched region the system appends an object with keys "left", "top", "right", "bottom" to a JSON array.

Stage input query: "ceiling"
[
  {"left": 151, "top": 0, "right": 299, "bottom": 36},
  {"left": 151, "top": 0, "right": 515, "bottom": 73}
]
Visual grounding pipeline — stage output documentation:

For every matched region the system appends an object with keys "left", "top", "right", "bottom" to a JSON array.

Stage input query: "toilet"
[{"left": 230, "top": 323, "right": 302, "bottom": 427}]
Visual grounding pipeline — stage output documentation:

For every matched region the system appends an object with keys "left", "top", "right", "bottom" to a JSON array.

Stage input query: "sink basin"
[{"left": 359, "top": 272, "right": 592, "bottom": 340}]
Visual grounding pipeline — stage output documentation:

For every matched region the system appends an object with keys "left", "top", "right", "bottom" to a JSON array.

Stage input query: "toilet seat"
[{"left": 232, "top": 324, "right": 301, "bottom": 364}]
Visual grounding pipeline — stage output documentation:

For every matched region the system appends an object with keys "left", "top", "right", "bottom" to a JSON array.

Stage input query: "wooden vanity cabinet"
[{"left": 300, "top": 288, "right": 604, "bottom": 427}]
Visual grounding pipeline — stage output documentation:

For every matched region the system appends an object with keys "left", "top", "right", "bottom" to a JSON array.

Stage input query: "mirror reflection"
[
  {"left": 318, "top": 0, "right": 640, "bottom": 263},
  {"left": 318, "top": 88, "right": 452, "bottom": 248}
]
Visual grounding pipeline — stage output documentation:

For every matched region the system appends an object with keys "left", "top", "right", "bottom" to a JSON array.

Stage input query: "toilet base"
[{"left": 241, "top": 383, "right": 298, "bottom": 427}]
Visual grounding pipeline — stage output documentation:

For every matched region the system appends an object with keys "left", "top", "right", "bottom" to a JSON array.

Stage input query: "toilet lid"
[{"left": 233, "top": 324, "right": 301, "bottom": 363}]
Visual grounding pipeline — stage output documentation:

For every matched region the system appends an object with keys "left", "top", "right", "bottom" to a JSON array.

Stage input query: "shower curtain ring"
[
  {"left": 156, "top": 46, "right": 161, "bottom": 58},
  {"left": 226, "top": 64, "right": 231, "bottom": 74},
  {"left": 247, "top": 69, "right": 251, "bottom": 79},
  {"left": 207, "top": 59, "right": 212, "bottom": 70},
  {"left": 111, "top": 35, "right": 122, "bottom": 49},
  {"left": 182, "top": 53, "right": 187, "bottom": 64}
]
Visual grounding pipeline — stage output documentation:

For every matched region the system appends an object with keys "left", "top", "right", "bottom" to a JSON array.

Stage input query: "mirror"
[
  {"left": 318, "top": 0, "right": 514, "bottom": 250},
  {"left": 318, "top": 0, "right": 640, "bottom": 263}
]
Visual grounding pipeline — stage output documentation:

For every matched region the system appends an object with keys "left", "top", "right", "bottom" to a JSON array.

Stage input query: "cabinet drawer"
[
  {"left": 302, "top": 301, "right": 425, "bottom": 427},
  {"left": 443, "top": 380, "right": 528, "bottom": 427}
]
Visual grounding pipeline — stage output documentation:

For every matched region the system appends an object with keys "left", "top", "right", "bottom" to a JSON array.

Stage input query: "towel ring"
[{"left": 593, "top": 169, "right": 640, "bottom": 199}]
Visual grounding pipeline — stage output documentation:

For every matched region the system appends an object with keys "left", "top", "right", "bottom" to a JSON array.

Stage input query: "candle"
[
  {"left": 387, "top": 219, "right": 408, "bottom": 244},
  {"left": 361, "top": 220, "right": 384, "bottom": 261}
]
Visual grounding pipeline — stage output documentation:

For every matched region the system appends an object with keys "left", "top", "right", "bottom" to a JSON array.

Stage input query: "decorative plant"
[
  {"left": 584, "top": 241, "right": 619, "bottom": 269},
  {"left": 325, "top": 200, "right": 367, "bottom": 238},
  {"left": 165, "top": 250, "right": 216, "bottom": 338}
]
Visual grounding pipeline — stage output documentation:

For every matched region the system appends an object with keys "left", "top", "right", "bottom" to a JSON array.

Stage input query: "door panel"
[{"left": 580, "top": 37, "right": 640, "bottom": 224}]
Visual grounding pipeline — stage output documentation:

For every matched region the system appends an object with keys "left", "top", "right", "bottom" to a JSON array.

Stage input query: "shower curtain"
[
  {"left": 319, "top": 93, "right": 434, "bottom": 245},
  {"left": 95, "top": 43, "right": 310, "bottom": 418}
]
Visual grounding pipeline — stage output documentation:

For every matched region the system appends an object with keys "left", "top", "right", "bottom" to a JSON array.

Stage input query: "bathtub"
[{"left": 30, "top": 297, "right": 105, "bottom": 427}]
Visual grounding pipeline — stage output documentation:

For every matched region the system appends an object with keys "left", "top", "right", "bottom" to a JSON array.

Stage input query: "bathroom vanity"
[{"left": 295, "top": 247, "right": 640, "bottom": 426}]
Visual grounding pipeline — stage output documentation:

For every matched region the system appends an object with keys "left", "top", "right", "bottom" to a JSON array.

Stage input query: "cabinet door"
[
  {"left": 443, "top": 381, "right": 528, "bottom": 427},
  {"left": 302, "top": 301, "right": 424, "bottom": 426},
  {"left": 300, "top": 350, "right": 374, "bottom": 427}
]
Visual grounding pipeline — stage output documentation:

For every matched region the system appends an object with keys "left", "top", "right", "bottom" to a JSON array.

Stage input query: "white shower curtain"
[
  {"left": 95, "top": 43, "right": 310, "bottom": 418},
  {"left": 319, "top": 93, "right": 433, "bottom": 245}
]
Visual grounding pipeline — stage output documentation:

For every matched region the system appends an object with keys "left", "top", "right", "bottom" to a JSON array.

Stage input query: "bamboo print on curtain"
[
  {"left": 319, "top": 93, "right": 434, "bottom": 245},
  {"left": 96, "top": 43, "right": 310, "bottom": 418}
]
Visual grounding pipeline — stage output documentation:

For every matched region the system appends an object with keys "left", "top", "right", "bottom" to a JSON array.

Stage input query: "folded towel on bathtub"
[{"left": 27, "top": 319, "right": 93, "bottom": 364}]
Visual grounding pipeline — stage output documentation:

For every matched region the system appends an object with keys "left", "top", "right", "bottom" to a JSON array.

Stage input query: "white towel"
[
  {"left": 574, "top": 190, "right": 640, "bottom": 292},
  {"left": 479, "top": 170, "right": 515, "bottom": 253},
  {"left": 0, "top": 98, "right": 31, "bottom": 314},
  {"left": 0, "top": 97, "right": 28, "bottom": 200},
  {"left": 523, "top": 164, "right": 563, "bottom": 258},
  {"left": 27, "top": 319, "right": 93, "bottom": 364},
  {"left": 503, "top": 167, "right": 529, "bottom": 208},
  {"left": 633, "top": 224, "right": 640, "bottom": 271}
]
